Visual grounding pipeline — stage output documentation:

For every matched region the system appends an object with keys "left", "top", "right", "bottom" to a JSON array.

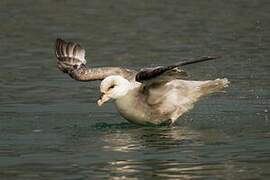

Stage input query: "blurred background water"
[{"left": 0, "top": 0, "right": 269, "bottom": 179}]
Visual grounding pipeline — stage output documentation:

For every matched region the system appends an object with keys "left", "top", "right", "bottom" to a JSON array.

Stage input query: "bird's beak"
[{"left": 97, "top": 93, "right": 110, "bottom": 106}]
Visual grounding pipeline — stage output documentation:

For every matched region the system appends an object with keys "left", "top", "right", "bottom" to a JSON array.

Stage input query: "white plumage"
[{"left": 97, "top": 75, "right": 229, "bottom": 125}]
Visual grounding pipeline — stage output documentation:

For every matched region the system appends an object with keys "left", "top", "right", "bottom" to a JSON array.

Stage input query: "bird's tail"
[
  {"left": 55, "top": 38, "right": 87, "bottom": 73},
  {"left": 196, "top": 78, "right": 229, "bottom": 97}
]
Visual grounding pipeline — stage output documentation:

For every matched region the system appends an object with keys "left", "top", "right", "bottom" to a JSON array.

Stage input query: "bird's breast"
[{"left": 114, "top": 92, "right": 150, "bottom": 125}]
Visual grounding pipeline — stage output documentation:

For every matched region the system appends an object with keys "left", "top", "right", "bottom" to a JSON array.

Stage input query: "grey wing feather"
[
  {"left": 55, "top": 38, "right": 87, "bottom": 73},
  {"left": 144, "top": 67, "right": 188, "bottom": 87},
  {"left": 139, "top": 67, "right": 189, "bottom": 103},
  {"left": 55, "top": 38, "right": 138, "bottom": 81},
  {"left": 135, "top": 56, "right": 220, "bottom": 83}
]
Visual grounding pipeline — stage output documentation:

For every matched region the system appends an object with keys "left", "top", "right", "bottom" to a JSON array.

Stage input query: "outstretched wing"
[
  {"left": 55, "top": 38, "right": 87, "bottom": 73},
  {"left": 55, "top": 39, "right": 137, "bottom": 81},
  {"left": 135, "top": 56, "right": 220, "bottom": 83}
]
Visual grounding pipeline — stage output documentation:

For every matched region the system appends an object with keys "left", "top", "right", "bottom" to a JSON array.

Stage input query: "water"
[{"left": 0, "top": 0, "right": 269, "bottom": 179}]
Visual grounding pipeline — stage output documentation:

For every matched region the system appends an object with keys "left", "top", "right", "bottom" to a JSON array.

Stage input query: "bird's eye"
[{"left": 108, "top": 85, "right": 115, "bottom": 90}]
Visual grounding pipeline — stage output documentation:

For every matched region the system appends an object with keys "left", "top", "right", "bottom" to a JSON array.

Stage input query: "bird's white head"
[{"left": 97, "top": 75, "right": 131, "bottom": 106}]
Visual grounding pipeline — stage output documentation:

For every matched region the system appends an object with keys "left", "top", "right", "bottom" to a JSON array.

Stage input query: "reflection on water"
[
  {"left": 101, "top": 126, "right": 202, "bottom": 153},
  {"left": 99, "top": 127, "right": 205, "bottom": 179},
  {"left": 0, "top": 0, "right": 270, "bottom": 179},
  {"left": 1, "top": 121, "right": 270, "bottom": 179}
]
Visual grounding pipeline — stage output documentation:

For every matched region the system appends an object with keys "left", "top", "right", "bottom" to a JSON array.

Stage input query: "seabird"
[{"left": 55, "top": 39, "right": 229, "bottom": 125}]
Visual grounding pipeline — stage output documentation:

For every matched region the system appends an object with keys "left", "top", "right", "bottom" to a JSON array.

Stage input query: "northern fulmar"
[{"left": 55, "top": 39, "right": 229, "bottom": 125}]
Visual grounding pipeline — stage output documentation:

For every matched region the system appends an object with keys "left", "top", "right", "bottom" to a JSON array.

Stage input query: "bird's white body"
[
  {"left": 98, "top": 76, "right": 229, "bottom": 125},
  {"left": 115, "top": 86, "right": 150, "bottom": 125}
]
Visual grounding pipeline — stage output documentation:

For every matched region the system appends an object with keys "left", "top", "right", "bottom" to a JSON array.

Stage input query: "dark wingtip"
[
  {"left": 55, "top": 38, "right": 65, "bottom": 45},
  {"left": 135, "top": 72, "right": 143, "bottom": 82},
  {"left": 177, "top": 55, "right": 222, "bottom": 67},
  {"left": 56, "top": 38, "right": 63, "bottom": 41},
  {"left": 55, "top": 38, "right": 63, "bottom": 57},
  {"left": 55, "top": 38, "right": 69, "bottom": 58},
  {"left": 135, "top": 55, "right": 223, "bottom": 82}
]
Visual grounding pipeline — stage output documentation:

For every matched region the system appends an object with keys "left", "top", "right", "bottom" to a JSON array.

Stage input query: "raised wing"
[
  {"left": 135, "top": 56, "right": 220, "bottom": 83},
  {"left": 55, "top": 38, "right": 137, "bottom": 81},
  {"left": 55, "top": 38, "right": 87, "bottom": 73}
]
